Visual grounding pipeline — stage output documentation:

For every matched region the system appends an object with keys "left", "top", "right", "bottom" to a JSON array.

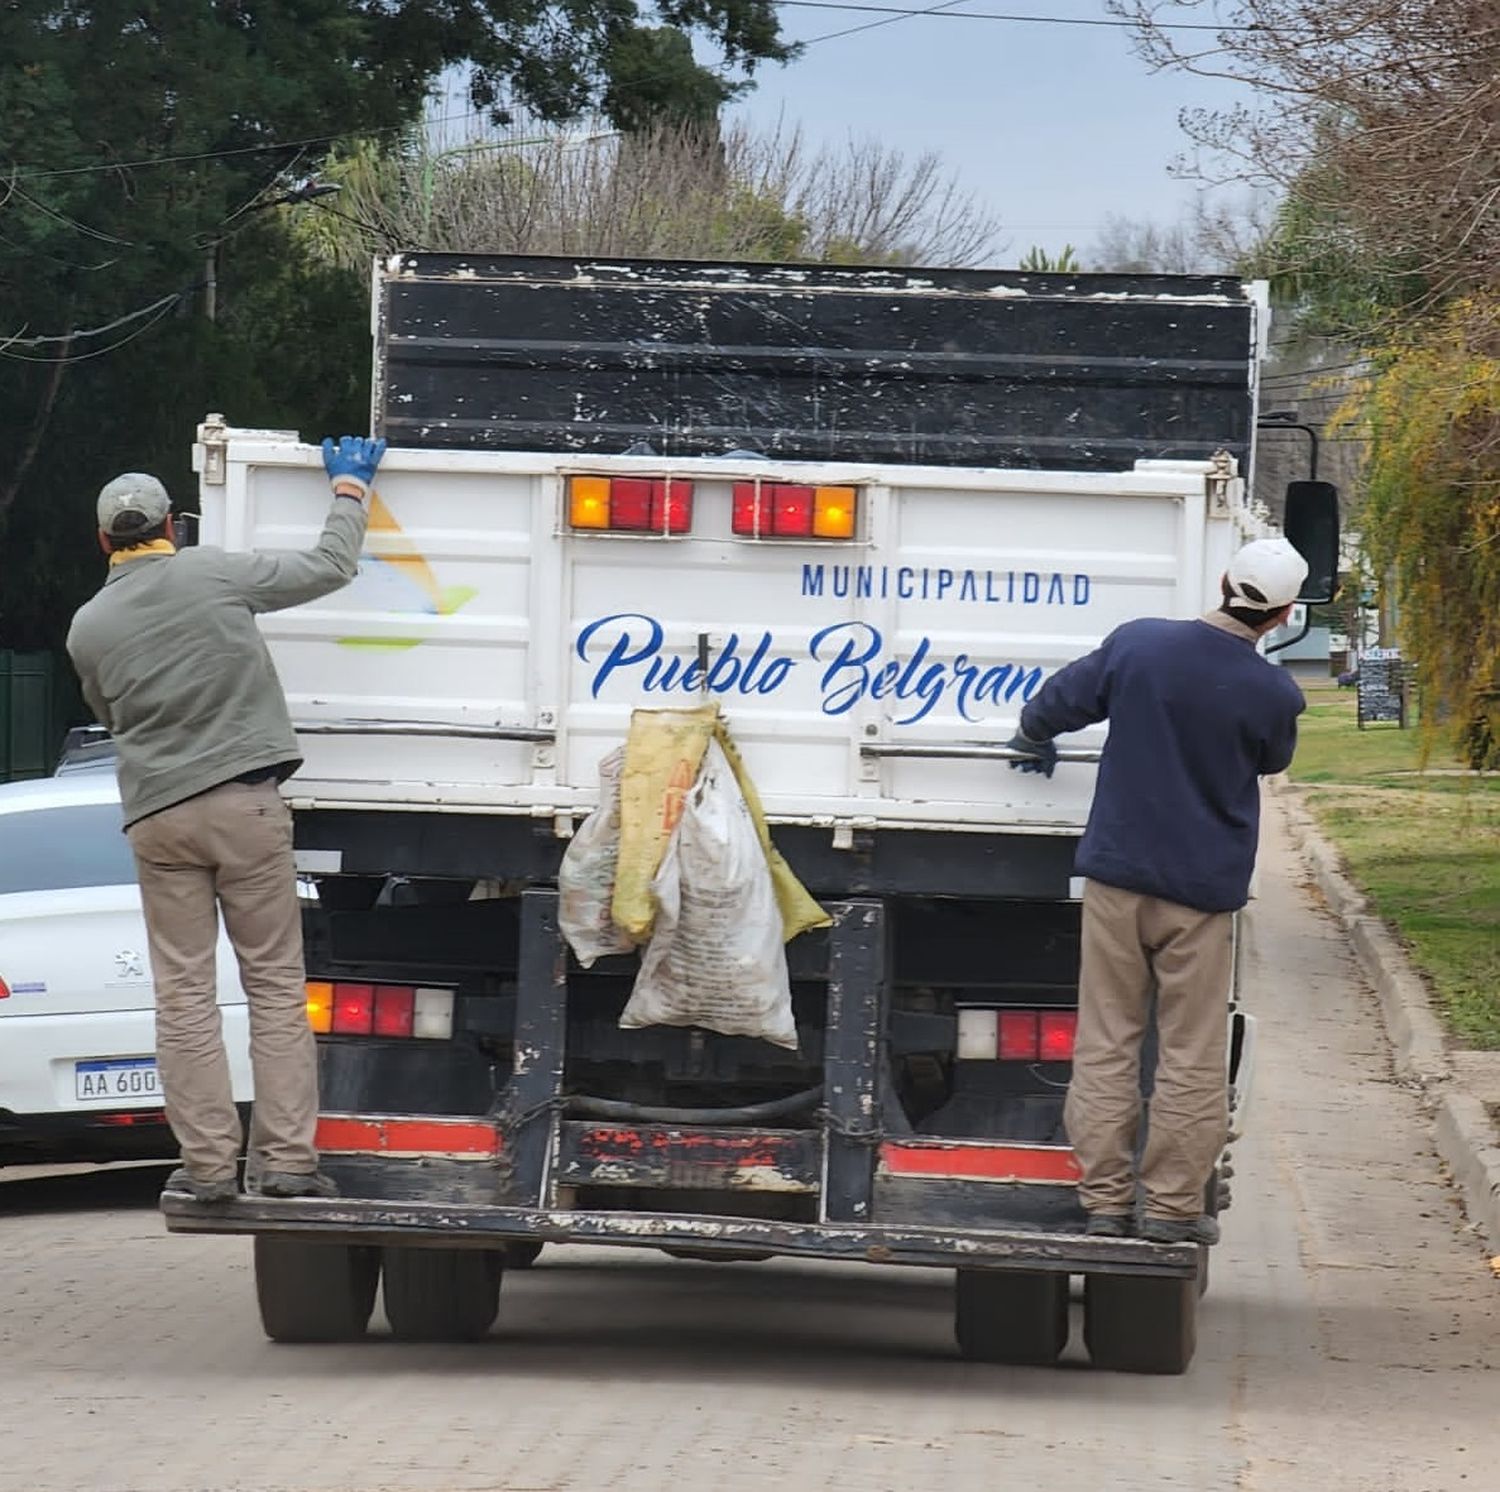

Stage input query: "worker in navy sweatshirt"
[{"left": 1007, "top": 537, "right": 1309, "bottom": 1245}]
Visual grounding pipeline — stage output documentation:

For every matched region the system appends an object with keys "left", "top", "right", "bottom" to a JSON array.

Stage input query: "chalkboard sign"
[{"left": 1357, "top": 648, "right": 1409, "bottom": 728}]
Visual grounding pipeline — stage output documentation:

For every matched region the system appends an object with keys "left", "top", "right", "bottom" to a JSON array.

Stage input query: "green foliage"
[
  {"left": 0, "top": 1, "right": 789, "bottom": 651},
  {"left": 601, "top": 28, "right": 743, "bottom": 134},
  {"left": 1019, "top": 244, "right": 1080, "bottom": 273},
  {"left": 1293, "top": 692, "right": 1500, "bottom": 1049},
  {"left": 1337, "top": 297, "right": 1500, "bottom": 769},
  {"left": 0, "top": 220, "right": 369, "bottom": 651},
  {"left": 1247, "top": 171, "right": 1428, "bottom": 338}
]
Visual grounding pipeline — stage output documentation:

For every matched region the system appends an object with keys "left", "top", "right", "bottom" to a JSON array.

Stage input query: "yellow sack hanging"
[
  {"left": 713, "top": 723, "right": 831, "bottom": 942},
  {"left": 610, "top": 703, "right": 831, "bottom": 944},
  {"left": 611, "top": 705, "right": 719, "bottom": 940}
]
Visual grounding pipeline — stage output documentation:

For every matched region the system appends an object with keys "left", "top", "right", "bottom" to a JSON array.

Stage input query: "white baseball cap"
[
  {"left": 97, "top": 472, "right": 171, "bottom": 538},
  {"left": 1225, "top": 537, "right": 1309, "bottom": 611}
]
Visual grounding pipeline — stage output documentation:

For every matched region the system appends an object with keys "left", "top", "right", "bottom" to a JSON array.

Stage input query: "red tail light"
[
  {"left": 731, "top": 482, "right": 858, "bottom": 539},
  {"left": 373, "top": 985, "right": 416, "bottom": 1038},
  {"left": 997, "top": 1011, "right": 1039, "bottom": 1061},
  {"left": 1039, "top": 1011, "right": 1078, "bottom": 1061},
  {"left": 90, "top": 1110, "right": 168, "bottom": 1127},
  {"left": 0, "top": 976, "right": 9, "bottom": 1000},
  {"left": 569, "top": 475, "right": 693, "bottom": 534},
  {"left": 331, "top": 983, "right": 375, "bottom": 1035},
  {"left": 958, "top": 1007, "right": 1078, "bottom": 1062},
  {"left": 312, "top": 981, "right": 455, "bottom": 1040}
]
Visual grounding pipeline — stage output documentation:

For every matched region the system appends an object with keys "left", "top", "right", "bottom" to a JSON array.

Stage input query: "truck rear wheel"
[
  {"left": 501, "top": 1241, "right": 544, "bottom": 1269},
  {"left": 953, "top": 1269, "right": 1070, "bottom": 1366},
  {"left": 254, "top": 1237, "right": 381, "bottom": 1343},
  {"left": 381, "top": 1246, "right": 503, "bottom": 1341},
  {"left": 1084, "top": 1272, "right": 1197, "bottom": 1374}
]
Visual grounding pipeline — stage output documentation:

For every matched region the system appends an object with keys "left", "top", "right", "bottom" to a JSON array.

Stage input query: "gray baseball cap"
[{"left": 97, "top": 473, "right": 171, "bottom": 537}]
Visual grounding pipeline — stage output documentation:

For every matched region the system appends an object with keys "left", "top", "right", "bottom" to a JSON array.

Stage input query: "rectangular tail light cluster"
[
  {"left": 565, "top": 474, "right": 859, "bottom": 539},
  {"left": 957, "top": 1008, "right": 1077, "bottom": 1063},
  {"left": 305, "top": 982, "right": 455, "bottom": 1040},
  {"left": 569, "top": 476, "right": 693, "bottom": 534},
  {"left": 732, "top": 482, "right": 857, "bottom": 539}
]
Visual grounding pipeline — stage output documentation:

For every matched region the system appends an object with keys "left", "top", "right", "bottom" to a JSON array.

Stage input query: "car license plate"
[{"left": 75, "top": 1057, "right": 161, "bottom": 1103}]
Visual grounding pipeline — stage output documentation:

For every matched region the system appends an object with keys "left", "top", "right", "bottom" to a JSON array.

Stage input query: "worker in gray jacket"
[{"left": 67, "top": 435, "right": 386, "bottom": 1203}]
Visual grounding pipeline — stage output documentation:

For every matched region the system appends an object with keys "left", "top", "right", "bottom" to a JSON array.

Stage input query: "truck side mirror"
[{"left": 1283, "top": 481, "right": 1339, "bottom": 605}]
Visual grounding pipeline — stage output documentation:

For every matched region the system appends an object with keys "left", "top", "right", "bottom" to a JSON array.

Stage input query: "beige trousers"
[
  {"left": 127, "top": 779, "right": 317, "bottom": 1181},
  {"left": 1064, "top": 879, "right": 1233, "bottom": 1221}
]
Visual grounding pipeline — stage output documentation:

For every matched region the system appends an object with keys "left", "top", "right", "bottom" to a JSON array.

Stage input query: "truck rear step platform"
[{"left": 160, "top": 1192, "right": 1198, "bottom": 1278}]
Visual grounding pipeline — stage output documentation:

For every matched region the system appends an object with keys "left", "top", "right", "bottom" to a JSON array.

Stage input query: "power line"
[
  {"left": 779, "top": 1, "right": 1256, "bottom": 31},
  {"left": 803, "top": 0, "right": 973, "bottom": 48},
  {"left": 1261, "top": 358, "right": 1370, "bottom": 383},
  {"left": 2, "top": 291, "right": 184, "bottom": 348},
  {"left": 0, "top": 295, "right": 182, "bottom": 364},
  {"left": 3, "top": 106, "right": 496, "bottom": 183}
]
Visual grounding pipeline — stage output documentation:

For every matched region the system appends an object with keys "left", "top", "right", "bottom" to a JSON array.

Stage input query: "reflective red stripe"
[
  {"left": 879, "top": 1140, "right": 1081, "bottom": 1184},
  {"left": 315, "top": 1114, "right": 499, "bottom": 1158}
]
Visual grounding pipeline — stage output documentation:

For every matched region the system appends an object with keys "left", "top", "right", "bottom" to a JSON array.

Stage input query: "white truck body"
[{"left": 195, "top": 431, "right": 1266, "bottom": 839}]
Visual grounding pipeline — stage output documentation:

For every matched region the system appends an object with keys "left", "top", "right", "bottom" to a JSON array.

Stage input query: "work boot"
[
  {"left": 253, "top": 1170, "right": 340, "bottom": 1199},
  {"left": 1083, "top": 1212, "right": 1134, "bottom": 1238},
  {"left": 1139, "top": 1214, "right": 1220, "bottom": 1246},
  {"left": 163, "top": 1167, "right": 238, "bottom": 1204}
]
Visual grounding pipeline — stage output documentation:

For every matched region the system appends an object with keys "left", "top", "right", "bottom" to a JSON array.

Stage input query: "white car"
[{"left": 0, "top": 770, "right": 252, "bottom": 1165}]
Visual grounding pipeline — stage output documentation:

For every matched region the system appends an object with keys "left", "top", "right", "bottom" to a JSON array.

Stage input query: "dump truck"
[{"left": 162, "top": 254, "right": 1339, "bottom": 1374}]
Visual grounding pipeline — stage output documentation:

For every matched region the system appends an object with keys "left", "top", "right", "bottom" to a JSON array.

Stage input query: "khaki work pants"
[
  {"left": 1064, "top": 879, "right": 1233, "bottom": 1221},
  {"left": 127, "top": 779, "right": 317, "bottom": 1181}
]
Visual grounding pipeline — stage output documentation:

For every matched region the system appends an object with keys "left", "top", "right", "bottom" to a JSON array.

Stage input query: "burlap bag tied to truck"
[{"left": 558, "top": 704, "right": 829, "bottom": 1049}]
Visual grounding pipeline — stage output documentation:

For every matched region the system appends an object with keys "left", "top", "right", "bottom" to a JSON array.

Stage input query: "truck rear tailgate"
[{"left": 201, "top": 435, "right": 1247, "bottom": 835}]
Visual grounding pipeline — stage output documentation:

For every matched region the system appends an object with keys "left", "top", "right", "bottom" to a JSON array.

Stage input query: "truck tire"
[
  {"left": 502, "top": 1241, "right": 544, "bottom": 1269},
  {"left": 1083, "top": 1273, "right": 1197, "bottom": 1374},
  {"left": 381, "top": 1246, "right": 503, "bottom": 1341},
  {"left": 254, "top": 1237, "right": 381, "bottom": 1343},
  {"left": 954, "top": 1269, "right": 1070, "bottom": 1366}
]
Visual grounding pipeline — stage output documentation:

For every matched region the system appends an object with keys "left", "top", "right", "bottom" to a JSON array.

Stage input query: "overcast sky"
[{"left": 729, "top": 3, "right": 1255, "bottom": 265}]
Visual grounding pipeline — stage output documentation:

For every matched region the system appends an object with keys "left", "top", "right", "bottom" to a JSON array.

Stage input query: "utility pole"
[{"left": 202, "top": 179, "right": 340, "bottom": 324}]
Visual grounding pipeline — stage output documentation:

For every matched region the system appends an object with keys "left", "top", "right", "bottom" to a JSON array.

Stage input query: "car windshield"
[{"left": 0, "top": 802, "right": 136, "bottom": 894}]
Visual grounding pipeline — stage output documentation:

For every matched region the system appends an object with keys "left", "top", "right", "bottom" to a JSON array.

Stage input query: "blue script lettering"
[
  {"left": 810, "top": 622, "right": 1045, "bottom": 725},
  {"left": 579, "top": 613, "right": 1046, "bottom": 722},
  {"left": 577, "top": 614, "right": 794, "bottom": 699}
]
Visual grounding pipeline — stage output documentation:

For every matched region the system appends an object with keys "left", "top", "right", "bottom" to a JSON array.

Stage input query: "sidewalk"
[{"left": 1270, "top": 778, "right": 1500, "bottom": 1250}]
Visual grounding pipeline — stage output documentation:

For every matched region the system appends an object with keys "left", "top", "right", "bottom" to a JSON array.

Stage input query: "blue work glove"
[
  {"left": 1005, "top": 730, "right": 1058, "bottom": 778},
  {"left": 322, "top": 435, "right": 387, "bottom": 502}
]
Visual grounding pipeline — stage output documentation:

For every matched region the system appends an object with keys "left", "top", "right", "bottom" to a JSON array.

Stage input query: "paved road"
[{"left": 3, "top": 801, "right": 1497, "bottom": 1492}]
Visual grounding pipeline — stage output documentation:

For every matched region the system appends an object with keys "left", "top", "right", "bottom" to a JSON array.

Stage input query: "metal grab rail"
[
  {"left": 293, "top": 722, "right": 1100, "bottom": 760},
  {"left": 293, "top": 719, "right": 554, "bottom": 742},
  {"left": 860, "top": 742, "right": 1102, "bottom": 764}
]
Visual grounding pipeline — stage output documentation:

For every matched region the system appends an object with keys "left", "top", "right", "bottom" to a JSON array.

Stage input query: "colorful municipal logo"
[{"left": 338, "top": 492, "right": 477, "bottom": 650}]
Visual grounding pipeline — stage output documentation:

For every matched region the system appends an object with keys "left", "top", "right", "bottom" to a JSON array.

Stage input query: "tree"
[
  {"left": 0, "top": 2, "right": 790, "bottom": 651},
  {"left": 293, "top": 120, "right": 1001, "bottom": 268},
  {"left": 1089, "top": 196, "right": 1275, "bottom": 275},
  {"left": 1108, "top": 0, "right": 1499, "bottom": 750},
  {"left": 1106, "top": 0, "right": 1498, "bottom": 310},
  {"left": 1018, "top": 245, "right": 1080, "bottom": 273},
  {"left": 1335, "top": 302, "right": 1500, "bottom": 767}
]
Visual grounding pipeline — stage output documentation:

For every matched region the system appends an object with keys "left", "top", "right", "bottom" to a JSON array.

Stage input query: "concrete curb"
[{"left": 1266, "top": 775, "right": 1500, "bottom": 1248}]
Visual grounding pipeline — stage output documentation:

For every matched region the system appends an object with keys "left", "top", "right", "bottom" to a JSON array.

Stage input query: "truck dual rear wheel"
[
  {"left": 1083, "top": 1272, "right": 1197, "bottom": 1374},
  {"left": 381, "top": 1246, "right": 503, "bottom": 1341},
  {"left": 953, "top": 1269, "right": 1069, "bottom": 1366},
  {"left": 254, "top": 1237, "right": 381, "bottom": 1343}
]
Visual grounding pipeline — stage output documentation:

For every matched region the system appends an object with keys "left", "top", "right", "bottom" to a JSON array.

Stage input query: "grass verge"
[{"left": 1290, "top": 685, "right": 1500, "bottom": 1049}]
